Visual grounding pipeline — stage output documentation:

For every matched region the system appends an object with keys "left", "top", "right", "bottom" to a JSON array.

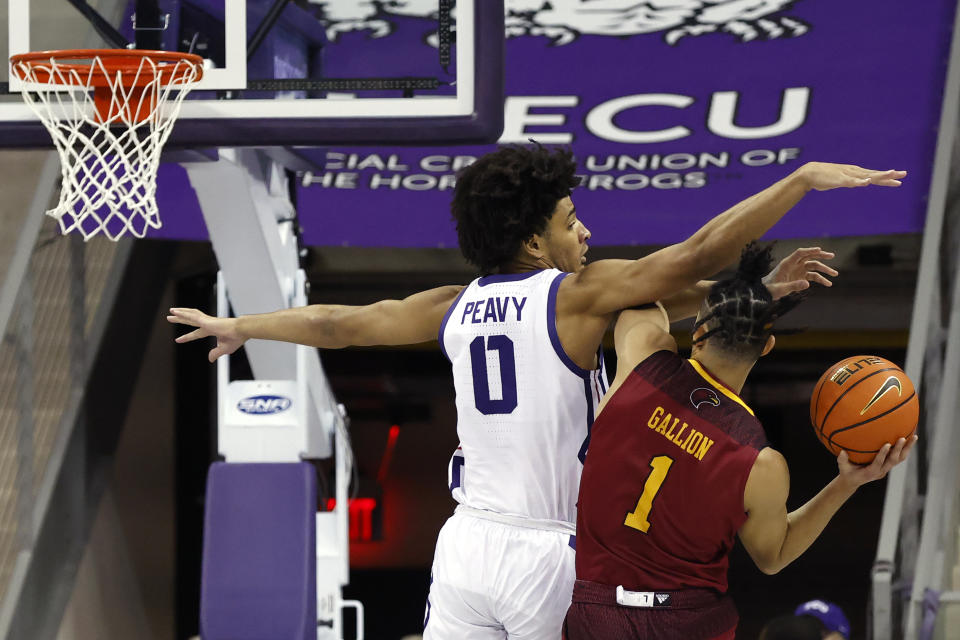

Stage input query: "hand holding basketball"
[
  {"left": 836, "top": 435, "right": 917, "bottom": 489},
  {"left": 810, "top": 356, "right": 919, "bottom": 464},
  {"left": 167, "top": 307, "right": 245, "bottom": 362}
]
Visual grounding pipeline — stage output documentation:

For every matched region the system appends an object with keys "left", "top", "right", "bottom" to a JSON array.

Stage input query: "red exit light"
[{"left": 326, "top": 498, "right": 378, "bottom": 541}]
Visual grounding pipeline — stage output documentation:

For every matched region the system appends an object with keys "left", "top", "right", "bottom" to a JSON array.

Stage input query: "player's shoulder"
[
  {"left": 426, "top": 284, "right": 467, "bottom": 305},
  {"left": 623, "top": 349, "right": 688, "bottom": 389},
  {"left": 558, "top": 259, "right": 619, "bottom": 291},
  {"left": 422, "top": 284, "right": 468, "bottom": 326},
  {"left": 745, "top": 447, "right": 790, "bottom": 505},
  {"left": 556, "top": 260, "right": 630, "bottom": 312},
  {"left": 722, "top": 408, "right": 769, "bottom": 451},
  {"left": 634, "top": 348, "right": 684, "bottom": 376},
  {"left": 753, "top": 447, "right": 788, "bottom": 474}
]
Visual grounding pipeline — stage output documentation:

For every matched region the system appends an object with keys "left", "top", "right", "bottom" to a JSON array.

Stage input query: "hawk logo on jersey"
[{"left": 690, "top": 387, "right": 720, "bottom": 410}]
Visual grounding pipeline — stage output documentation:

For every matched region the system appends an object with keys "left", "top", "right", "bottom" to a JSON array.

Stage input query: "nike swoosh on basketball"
[{"left": 860, "top": 376, "right": 902, "bottom": 415}]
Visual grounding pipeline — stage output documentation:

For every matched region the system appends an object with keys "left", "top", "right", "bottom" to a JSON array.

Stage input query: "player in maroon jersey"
[{"left": 563, "top": 243, "right": 917, "bottom": 640}]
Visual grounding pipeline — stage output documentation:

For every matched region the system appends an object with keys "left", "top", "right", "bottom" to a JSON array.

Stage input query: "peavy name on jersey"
[{"left": 460, "top": 296, "right": 528, "bottom": 324}]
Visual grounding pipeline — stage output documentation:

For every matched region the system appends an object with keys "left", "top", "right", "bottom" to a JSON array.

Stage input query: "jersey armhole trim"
[
  {"left": 738, "top": 446, "right": 765, "bottom": 515},
  {"left": 547, "top": 271, "right": 592, "bottom": 379},
  {"left": 438, "top": 284, "right": 471, "bottom": 361},
  {"left": 597, "top": 347, "right": 608, "bottom": 394}
]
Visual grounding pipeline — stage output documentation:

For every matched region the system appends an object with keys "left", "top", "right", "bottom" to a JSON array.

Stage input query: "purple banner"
[{"left": 152, "top": 0, "right": 956, "bottom": 247}]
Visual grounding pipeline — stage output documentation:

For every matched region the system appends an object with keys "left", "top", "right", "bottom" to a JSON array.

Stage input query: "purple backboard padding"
[
  {"left": 0, "top": 1, "right": 504, "bottom": 147},
  {"left": 200, "top": 462, "right": 317, "bottom": 640}
]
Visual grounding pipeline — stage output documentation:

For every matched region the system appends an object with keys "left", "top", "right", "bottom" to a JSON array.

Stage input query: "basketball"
[{"left": 810, "top": 356, "right": 919, "bottom": 464}]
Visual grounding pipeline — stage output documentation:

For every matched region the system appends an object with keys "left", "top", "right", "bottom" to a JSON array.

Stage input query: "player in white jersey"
[
  {"left": 168, "top": 145, "right": 906, "bottom": 638},
  {"left": 441, "top": 269, "right": 607, "bottom": 523},
  {"left": 432, "top": 267, "right": 610, "bottom": 637}
]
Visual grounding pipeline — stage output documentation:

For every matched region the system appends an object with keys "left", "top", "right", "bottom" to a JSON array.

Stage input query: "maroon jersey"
[{"left": 575, "top": 350, "right": 767, "bottom": 593}]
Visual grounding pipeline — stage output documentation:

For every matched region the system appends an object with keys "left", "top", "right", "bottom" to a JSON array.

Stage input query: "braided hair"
[
  {"left": 451, "top": 143, "right": 581, "bottom": 275},
  {"left": 693, "top": 243, "right": 803, "bottom": 360}
]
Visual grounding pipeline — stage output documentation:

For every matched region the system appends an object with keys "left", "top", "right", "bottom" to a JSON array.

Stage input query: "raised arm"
[
  {"left": 167, "top": 285, "right": 463, "bottom": 362},
  {"left": 738, "top": 436, "right": 916, "bottom": 575},
  {"left": 596, "top": 305, "right": 678, "bottom": 415},
  {"left": 565, "top": 163, "right": 902, "bottom": 317}
]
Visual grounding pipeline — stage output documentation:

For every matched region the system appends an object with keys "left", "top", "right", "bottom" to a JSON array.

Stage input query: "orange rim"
[{"left": 9, "top": 49, "right": 204, "bottom": 87}]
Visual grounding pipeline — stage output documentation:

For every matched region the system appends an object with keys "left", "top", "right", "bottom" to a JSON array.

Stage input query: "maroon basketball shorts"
[{"left": 562, "top": 580, "right": 738, "bottom": 640}]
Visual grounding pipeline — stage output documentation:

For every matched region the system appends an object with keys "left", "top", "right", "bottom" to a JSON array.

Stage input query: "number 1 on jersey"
[{"left": 624, "top": 455, "right": 674, "bottom": 534}]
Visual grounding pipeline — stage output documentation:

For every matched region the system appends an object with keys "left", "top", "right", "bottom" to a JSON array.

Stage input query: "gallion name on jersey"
[{"left": 647, "top": 405, "right": 716, "bottom": 462}]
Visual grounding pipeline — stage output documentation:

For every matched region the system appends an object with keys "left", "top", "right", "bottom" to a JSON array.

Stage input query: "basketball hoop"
[{"left": 9, "top": 49, "right": 203, "bottom": 241}]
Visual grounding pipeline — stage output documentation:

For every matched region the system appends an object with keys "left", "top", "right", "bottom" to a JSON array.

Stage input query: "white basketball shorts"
[{"left": 423, "top": 505, "right": 577, "bottom": 640}]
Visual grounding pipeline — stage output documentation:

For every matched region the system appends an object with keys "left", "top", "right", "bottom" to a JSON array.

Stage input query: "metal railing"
[
  {"left": 871, "top": 3, "right": 960, "bottom": 633},
  {"left": 0, "top": 152, "right": 131, "bottom": 635},
  {"left": 906, "top": 248, "right": 960, "bottom": 639}
]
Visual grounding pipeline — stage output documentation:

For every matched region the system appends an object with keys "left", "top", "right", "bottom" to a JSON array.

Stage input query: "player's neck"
[
  {"left": 691, "top": 352, "right": 753, "bottom": 395},
  {"left": 500, "top": 255, "right": 554, "bottom": 274}
]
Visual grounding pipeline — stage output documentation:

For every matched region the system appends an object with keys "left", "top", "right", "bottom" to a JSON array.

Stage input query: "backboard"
[{"left": 1, "top": 0, "right": 504, "bottom": 148}]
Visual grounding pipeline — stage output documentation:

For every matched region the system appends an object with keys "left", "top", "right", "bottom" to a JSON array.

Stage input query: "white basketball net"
[{"left": 12, "top": 54, "right": 201, "bottom": 241}]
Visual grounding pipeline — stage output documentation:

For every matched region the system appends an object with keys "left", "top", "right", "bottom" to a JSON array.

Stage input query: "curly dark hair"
[
  {"left": 693, "top": 243, "right": 804, "bottom": 360},
  {"left": 451, "top": 144, "right": 581, "bottom": 274}
]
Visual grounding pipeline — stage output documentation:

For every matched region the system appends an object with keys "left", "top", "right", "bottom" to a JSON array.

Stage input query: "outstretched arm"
[
  {"left": 659, "top": 246, "right": 839, "bottom": 322},
  {"left": 738, "top": 435, "right": 917, "bottom": 575},
  {"left": 167, "top": 285, "right": 463, "bottom": 362},
  {"left": 565, "top": 163, "right": 903, "bottom": 317}
]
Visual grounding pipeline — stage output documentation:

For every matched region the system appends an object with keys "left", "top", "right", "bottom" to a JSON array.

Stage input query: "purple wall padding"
[
  {"left": 147, "top": 0, "right": 954, "bottom": 246},
  {"left": 200, "top": 462, "right": 317, "bottom": 640}
]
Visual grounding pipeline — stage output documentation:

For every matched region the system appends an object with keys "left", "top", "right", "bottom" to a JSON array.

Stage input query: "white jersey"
[{"left": 439, "top": 269, "right": 608, "bottom": 525}]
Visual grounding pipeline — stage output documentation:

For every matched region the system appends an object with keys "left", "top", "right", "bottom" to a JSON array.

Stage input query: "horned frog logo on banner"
[{"left": 316, "top": 0, "right": 809, "bottom": 46}]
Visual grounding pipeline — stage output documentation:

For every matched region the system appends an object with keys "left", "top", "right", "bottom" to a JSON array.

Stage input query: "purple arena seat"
[{"left": 201, "top": 462, "right": 317, "bottom": 640}]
